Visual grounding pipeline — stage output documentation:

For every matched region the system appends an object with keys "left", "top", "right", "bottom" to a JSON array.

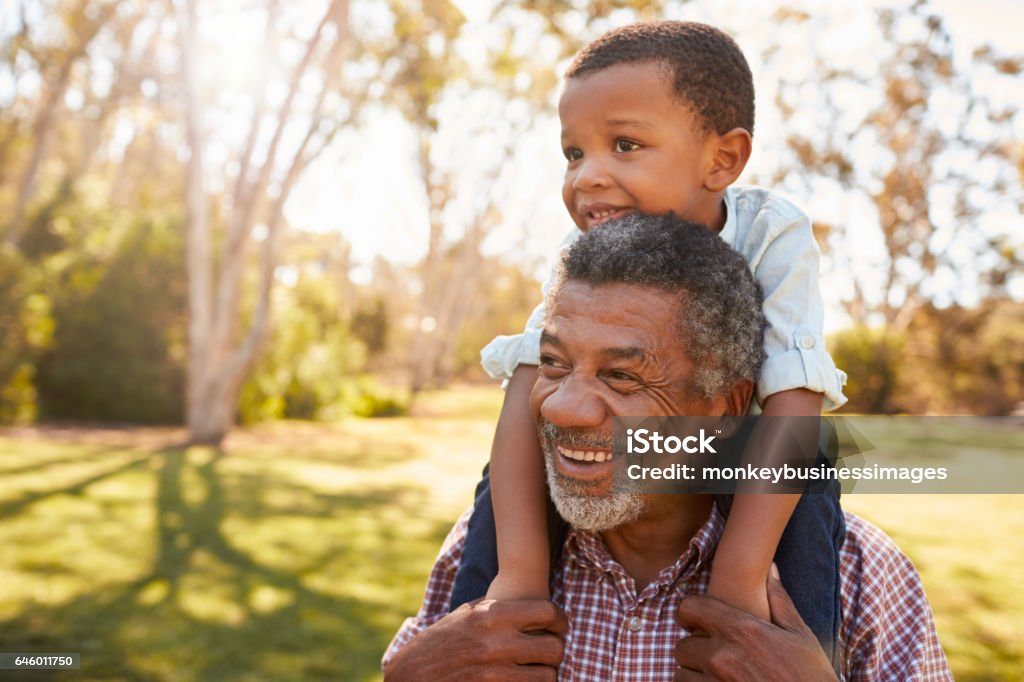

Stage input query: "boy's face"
[{"left": 559, "top": 62, "right": 721, "bottom": 232}]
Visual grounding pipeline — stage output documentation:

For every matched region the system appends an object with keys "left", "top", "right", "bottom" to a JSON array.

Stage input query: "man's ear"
[
  {"left": 709, "top": 379, "right": 753, "bottom": 440},
  {"left": 704, "top": 127, "right": 752, "bottom": 193},
  {"left": 723, "top": 379, "right": 754, "bottom": 417}
]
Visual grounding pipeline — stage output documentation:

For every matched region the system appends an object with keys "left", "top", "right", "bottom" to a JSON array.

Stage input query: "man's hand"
[
  {"left": 384, "top": 598, "right": 568, "bottom": 682},
  {"left": 673, "top": 565, "right": 837, "bottom": 682}
]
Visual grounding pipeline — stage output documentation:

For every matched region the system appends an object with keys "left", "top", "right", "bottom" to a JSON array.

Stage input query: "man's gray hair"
[{"left": 548, "top": 213, "right": 765, "bottom": 398}]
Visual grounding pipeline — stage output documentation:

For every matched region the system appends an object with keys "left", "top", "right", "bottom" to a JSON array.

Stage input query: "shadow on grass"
[
  {"left": 228, "top": 428, "right": 420, "bottom": 470},
  {"left": 0, "top": 443, "right": 452, "bottom": 681},
  {"left": 0, "top": 445, "right": 132, "bottom": 477},
  {"left": 0, "top": 451, "right": 152, "bottom": 518}
]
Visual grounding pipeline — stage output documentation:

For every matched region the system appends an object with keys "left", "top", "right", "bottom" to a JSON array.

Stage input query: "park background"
[{"left": 1, "top": 0, "right": 1022, "bottom": 679}]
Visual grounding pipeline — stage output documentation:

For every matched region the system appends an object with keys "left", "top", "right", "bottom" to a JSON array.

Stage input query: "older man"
[{"left": 383, "top": 214, "right": 952, "bottom": 681}]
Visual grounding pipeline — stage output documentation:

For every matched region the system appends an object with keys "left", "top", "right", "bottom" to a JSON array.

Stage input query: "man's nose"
[{"left": 540, "top": 374, "right": 607, "bottom": 429}]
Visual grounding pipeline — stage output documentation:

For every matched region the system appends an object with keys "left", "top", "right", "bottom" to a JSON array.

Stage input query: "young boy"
[{"left": 452, "top": 20, "right": 848, "bottom": 664}]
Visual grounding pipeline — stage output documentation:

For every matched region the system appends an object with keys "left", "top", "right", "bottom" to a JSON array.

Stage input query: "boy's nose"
[
  {"left": 540, "top": 374, "right": 607, "bottom": 430},
  {"left": 571, "top": 157, "right": 611, "bottom": 191}
]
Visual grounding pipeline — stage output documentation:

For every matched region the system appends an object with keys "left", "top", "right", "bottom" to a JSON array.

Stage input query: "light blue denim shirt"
[{"left": 480, "top": 186, "right": 848, "bottom": 411}]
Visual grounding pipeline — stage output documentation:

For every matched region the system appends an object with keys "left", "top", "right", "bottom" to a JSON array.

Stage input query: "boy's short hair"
[{"left": 565, "top": 21, "right": 755, "bottom": 137}]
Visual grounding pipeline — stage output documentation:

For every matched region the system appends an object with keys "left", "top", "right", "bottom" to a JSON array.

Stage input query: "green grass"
[
  {"left": 0, "top": 388, "right": 1021, "bottom": 680},
  {"left": 843, "top": 495, "right": 1024, "bottom": 681}
]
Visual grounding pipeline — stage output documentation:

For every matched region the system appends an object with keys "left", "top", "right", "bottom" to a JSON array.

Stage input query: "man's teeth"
[
  {"left": 589, "top": 209, "right": 618, "bottom": 220},
  {"left": 558, "top": 445, "right": 611, "bottom": 463}
]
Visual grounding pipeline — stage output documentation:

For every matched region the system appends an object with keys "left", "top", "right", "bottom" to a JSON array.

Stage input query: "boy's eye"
[
  {"left": 564, "top": 147, "right": 583, "bottom": 162},
  {"left": 615, "top": 139, "right": 639, "bottom": 152}
]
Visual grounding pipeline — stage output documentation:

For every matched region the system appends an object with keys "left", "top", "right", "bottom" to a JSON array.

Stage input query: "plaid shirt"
[{"left": 383, "top": 508, "right": 952, "bottom": 681}]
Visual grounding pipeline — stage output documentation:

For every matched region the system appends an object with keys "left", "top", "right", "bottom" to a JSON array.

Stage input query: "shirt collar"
[
  {"left": 718, "top": 188, "right": 738, "bottom": 248},
  {"left": 564, "top": 503, "right": 726, "bottom": 588}
]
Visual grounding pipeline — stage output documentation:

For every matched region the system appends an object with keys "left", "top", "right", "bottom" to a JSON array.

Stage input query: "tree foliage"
[
  {"left": 37, "top": 215, "right": 186, "bottom": 423},
  {"left": 0, "top": 246, "right": 51, "bottom": 423},
  {"left": 766, "top": 1, "right": 1023, "bottom": 330},
  {"left": 0, "top": 0, "right": 1021, "bottom": 426},
  {"left": 832, "top": 299, "right": 1024, "bottom": 415}
]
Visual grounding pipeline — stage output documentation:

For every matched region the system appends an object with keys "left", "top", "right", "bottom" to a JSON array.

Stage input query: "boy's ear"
[{"left": 705, "top": 127, "right": 752, "bottom": 193}]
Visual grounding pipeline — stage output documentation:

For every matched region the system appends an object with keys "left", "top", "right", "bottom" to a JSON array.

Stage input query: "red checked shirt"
[{"left": 383, "top": 508, "right": 953, "bottom": 681}]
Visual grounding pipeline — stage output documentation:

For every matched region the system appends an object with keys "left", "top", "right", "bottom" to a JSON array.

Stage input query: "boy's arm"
[
  {"left": 478, "top": 227, "right": 580, "bottom": 599},
  {"left": 486, "top": 364, "right": 551, "bottom": 599},
  {"left": 708, "top": 196, "right": 834, "bottom": 619},
  {"left": 707, "top": 388, "right": 822, "bottom": 621}
]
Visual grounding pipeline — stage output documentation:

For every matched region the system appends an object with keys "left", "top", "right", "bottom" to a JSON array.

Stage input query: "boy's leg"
[
  {"left": 450, "top": 465, "right": 499, "bottom": 610},
  {"left": 450, "top": 465, "right": 569, "bottom": 611},
  {"left": 773, "top": 474, "right": 845, "bottom": 671},
  {"left": 713, "top": 423, "right": 845, "bottom": 671},
  {"left": 769, "top": 420, "right": 844, "bottom": 670}
]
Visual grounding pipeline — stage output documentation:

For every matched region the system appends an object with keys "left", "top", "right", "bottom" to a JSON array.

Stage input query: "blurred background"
[{"left": 0, "top": 0, "right": 1021, "bottom": 680}]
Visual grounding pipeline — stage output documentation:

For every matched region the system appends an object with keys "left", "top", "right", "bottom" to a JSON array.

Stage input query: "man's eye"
[
  {"left": 615, "top": 139, "right": 639, "bottom": 152},
  {"left": 539, "top": 354, "right": 569, "bottom": 375},
  {"left": 606, "top": 370, "right": 637, "bottom": 383},
  {"left": 564, "top": 147, "right": 583, "bottom": 162}
]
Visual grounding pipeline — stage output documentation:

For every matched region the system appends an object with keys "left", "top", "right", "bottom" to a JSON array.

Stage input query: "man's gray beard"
[{"left": 541, "top": 423, "right": 645, "bottom": 532}]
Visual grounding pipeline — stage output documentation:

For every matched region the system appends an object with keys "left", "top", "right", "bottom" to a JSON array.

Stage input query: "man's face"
[
  {"left": 530, "top": 280, "right": 741, "bottom": 531},
  {"left": 559, "top": 62, "right": 718, "bottom": 233}
]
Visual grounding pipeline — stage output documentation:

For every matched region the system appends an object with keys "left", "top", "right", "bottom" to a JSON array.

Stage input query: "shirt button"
[
  {"left": 627, "top": 616, "right": 642, "bottom": 631},
  {"left": 799, "top": 335, "right": 816, "bottom": 350}
]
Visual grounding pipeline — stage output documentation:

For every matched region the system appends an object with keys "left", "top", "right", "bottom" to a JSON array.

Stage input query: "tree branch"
[
  {"left": 223, "top": 0, "right": 352, "bottom": 387},
  {"left": 5, "top": 0, "right": 117, "bottom": 246},
  {"left": 209, "top": 0, "right": 344, "bottom": 364}
]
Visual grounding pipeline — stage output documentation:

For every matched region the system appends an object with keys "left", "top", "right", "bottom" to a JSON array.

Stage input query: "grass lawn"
[{"left": 1, "top": 387, "right": 1021, "bottom": 680}]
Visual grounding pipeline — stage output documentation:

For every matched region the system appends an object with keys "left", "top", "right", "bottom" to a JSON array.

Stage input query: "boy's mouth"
[{"left": 581, "top": 204, "right": 632, "bottom": 228}]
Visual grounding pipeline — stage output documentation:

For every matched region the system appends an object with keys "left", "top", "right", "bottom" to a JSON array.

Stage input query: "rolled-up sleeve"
[
  {"left": 480, "top": 228, "right": 581, "bottom": 382},
  {"left": 480, "top": 302, "right": 547, "bottom": 380},
  {"left": 748, "top": 209, "right": 847, "bottom": 411}
]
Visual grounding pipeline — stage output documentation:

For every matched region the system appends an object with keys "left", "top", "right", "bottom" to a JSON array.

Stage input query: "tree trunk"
[
  {"left": 177, "top": 0, "right": 350, "bottom": 446},
  {"left": 187, "top": 375, "right": 240, "bottom": 445},
  {"left": 177, "top": 0, "right": 216, "bottom": 443}
]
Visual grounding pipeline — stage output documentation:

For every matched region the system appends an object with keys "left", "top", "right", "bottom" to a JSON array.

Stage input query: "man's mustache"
[{"left": 539, "top": 420, "right": 612, "bottom": 450}]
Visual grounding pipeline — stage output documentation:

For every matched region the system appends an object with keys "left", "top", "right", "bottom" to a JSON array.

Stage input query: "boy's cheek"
[{"left": 561, "top": 187, "right": 586, "bottom": 230}]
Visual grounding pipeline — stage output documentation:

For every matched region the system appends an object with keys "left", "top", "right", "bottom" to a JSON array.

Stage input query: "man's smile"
[
  {"left": 550, "top": 442, "right": 616, "bottom": 487},
  {"left": 557, "top": 445, "right": 612, "bottom": 462}
]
